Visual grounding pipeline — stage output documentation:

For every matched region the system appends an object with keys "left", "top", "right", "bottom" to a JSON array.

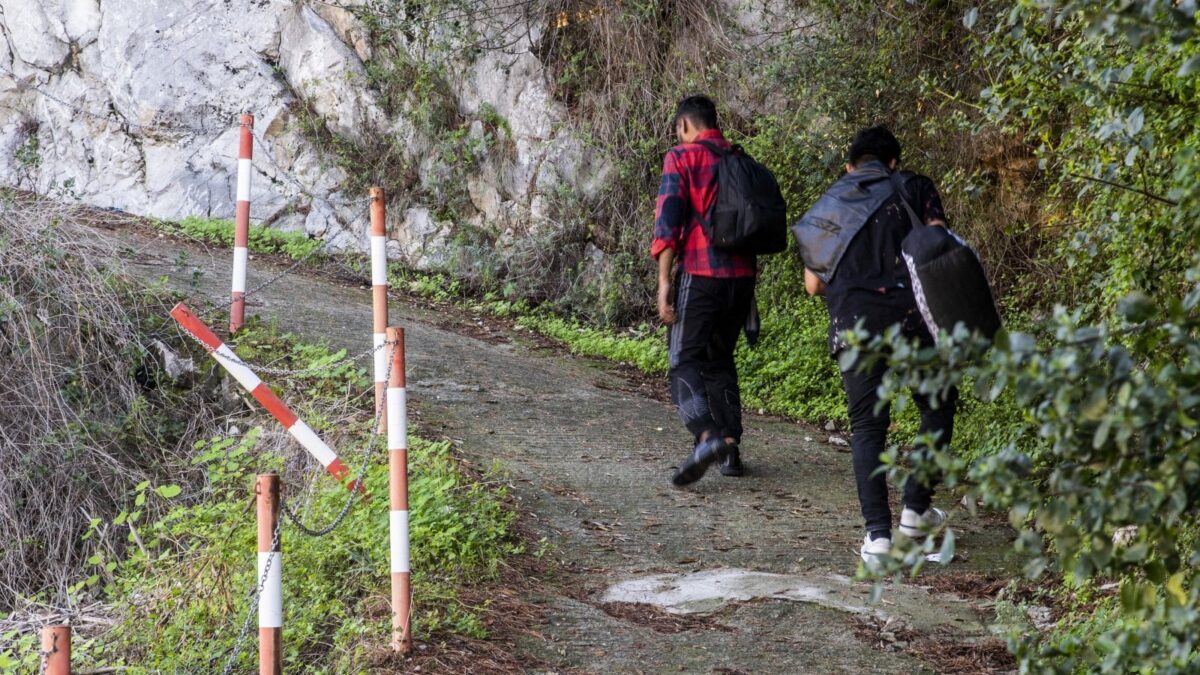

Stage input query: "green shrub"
[{"left": 164, "top": 217, "right": 321, "bottom": 260}]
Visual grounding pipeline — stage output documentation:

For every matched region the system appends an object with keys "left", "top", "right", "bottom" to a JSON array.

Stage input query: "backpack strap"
[
  {"left": 890, "top": 171, "right": 925, "bottom": 229},
  {"left": 692, "top": 140, "right": 727, "bottom": 233},
  {"left": 695, "top": 139, "right": 729, "bottom": 157}
]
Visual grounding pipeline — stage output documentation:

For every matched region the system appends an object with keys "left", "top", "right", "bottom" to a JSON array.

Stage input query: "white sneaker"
[
  {"left": 860, "top": 535, "right": 892, "bottom": 564},
  {"left": 899, "top": 506, "right": 947, "bottom": 538}
]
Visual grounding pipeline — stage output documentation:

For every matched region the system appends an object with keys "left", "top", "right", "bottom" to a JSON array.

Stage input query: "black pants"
[
  {"left": 839, "top": 322, "right": 958, "bottom": 535},
  {"left": 668, "top": 273, "right": 755, "bottom": 443}
]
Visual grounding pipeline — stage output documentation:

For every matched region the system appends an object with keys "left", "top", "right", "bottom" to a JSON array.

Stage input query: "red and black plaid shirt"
[{"left": 650, "top": 129, "right": 756, "bottom": 278}]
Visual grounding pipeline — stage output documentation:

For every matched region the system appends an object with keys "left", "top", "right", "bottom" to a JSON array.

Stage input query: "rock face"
[
  {"left": 0, "top": 0, "right": 800, "bottom": 279},
  {"left": 0, "top": 0, "right": 605, "bottom": 268}
]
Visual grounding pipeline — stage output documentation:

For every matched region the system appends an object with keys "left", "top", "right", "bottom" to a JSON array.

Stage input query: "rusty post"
[
  {"left": 386, "top": 327, "right": 412, "bottom": 653},
  {"left": 40, "top": 625, "right": 70, "bottom": 675},
  {"left": 231, "top": 113, "right": 254, "bottom": 334},
  {"left": 371, "top": 187, "right": 388, "bottom": 433},
  {"left": 256, "top": 474, "right": 282, "bottom": 675}
]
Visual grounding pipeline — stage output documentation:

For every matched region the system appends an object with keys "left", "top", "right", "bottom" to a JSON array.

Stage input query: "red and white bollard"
[
  {"left": 386, "top": 327, "right": 412, "bottom": 653},
  {"left": 170, "top": 303, "right": 363, "bottom": 493},
  {"left": 40, "top": 625, "right": 70, "bottom": 675},
  {"left": 371, "top": 187, "right": 388, "bottom": 433},
  {"left": 257, "top": 474, "right": 282, "bottom": 675},
  {"left": 231, "top": 113, "right": 254, "bottom": 334}
]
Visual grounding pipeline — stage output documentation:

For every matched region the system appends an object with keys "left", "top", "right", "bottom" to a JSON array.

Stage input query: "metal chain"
[
  {"left": 280, "top": 348, "right": 393, "bottom": 536},
  {"left": 171, "top": 221, "right": 353, "bottom": 334},
  {"left": 211, "top": 342, "right": 393, "bottom": 671},
  {"left": 38, "top": 643, "right": 51, "bottom": 675},
  {"left": 216, "top": 515, "right": 283, "bottom": 675},
  {"left": 176, "top": 324, "right": 385, "bottom": 378}
]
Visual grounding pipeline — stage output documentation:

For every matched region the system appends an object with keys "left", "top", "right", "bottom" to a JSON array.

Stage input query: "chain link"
[
  {"left": 176, "top": 321, "right": 386, "bottom": 378},
  {"left": 38, "top": 642, "right": 51, "bottom": 675},
  {"left": 212, "top": 341, "right": 393, "bottom": 670},
  {"left": 280, "top": 347, "right": 392, "bottom": 537},
  {"left": 216, "top": 515, "right": 283, "bottom": 675}
]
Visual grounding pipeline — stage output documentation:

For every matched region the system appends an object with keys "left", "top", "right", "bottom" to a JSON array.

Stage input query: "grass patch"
[
  {"left": 155, "top": 216, "right": 321, "bottom": 260},
  {"left": 518, "top": 314, "right": 668, "bottom": 374}
]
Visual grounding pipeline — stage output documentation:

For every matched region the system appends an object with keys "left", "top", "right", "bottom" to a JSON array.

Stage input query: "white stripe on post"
[
  {"left": 214, "top": 344, "right": 262, "bottom": 391},
  {"left": 390, "top": 510, "right": 410, "bottom": 573},
  {"left": 286, "top": 420, "right": 337, "bottom": 468},
  {"left": 387, "top": 387, "right": 406, "bottom": 450},
  {"left": 237, "top": 158, "right": 253, "bottom": 202},
  {"left": 374, "top": 333, "right": 387, "bottom": 384},
  {"left": 232, "top": 247, "right": 249, "bottom": 293},
  {"left": 371, "top": 236, "right": 388, "bottom": 286},
  {"left": 258, "top": 551, "right": 283, "bottom": 628}
]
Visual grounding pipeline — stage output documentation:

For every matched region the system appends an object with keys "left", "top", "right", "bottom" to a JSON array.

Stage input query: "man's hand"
[
  {"left": 657, "top": 281, "right": 677, "bottom": 324},
  {"left": 804, "top": 268, "right": 826, "bottom": 296},
  {"left": 656, "top": 247, "right": 677, "bottom": 324}
]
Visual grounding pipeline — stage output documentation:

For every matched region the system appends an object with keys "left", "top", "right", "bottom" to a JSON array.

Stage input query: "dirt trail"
[{"left": 103, "top": 224, "right": 1018, "bottom": 673}]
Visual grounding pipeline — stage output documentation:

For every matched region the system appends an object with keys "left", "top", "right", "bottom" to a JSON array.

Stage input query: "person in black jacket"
[{"left": 794, "top": 126, "right": 957, "bottom": 565}]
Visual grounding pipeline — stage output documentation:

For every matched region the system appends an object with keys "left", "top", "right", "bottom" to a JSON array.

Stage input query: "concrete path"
[{"left": 103, "top": 224, "right": 1016, "bottom": 673}]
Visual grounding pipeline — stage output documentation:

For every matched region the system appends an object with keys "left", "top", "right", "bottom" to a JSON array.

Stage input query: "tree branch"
[{"left": 1067, "top": 173, "right": 1178, "bottom": 206}]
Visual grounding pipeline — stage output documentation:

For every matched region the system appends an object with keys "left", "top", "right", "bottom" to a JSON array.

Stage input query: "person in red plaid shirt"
[{"left": 651, "top": 95, "right": 756, "bottom": 486}]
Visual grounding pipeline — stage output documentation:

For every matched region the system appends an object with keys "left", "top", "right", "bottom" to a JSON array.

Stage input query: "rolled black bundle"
[{"left": 901, "top": 225, "right": 1002, "bottom": 341}]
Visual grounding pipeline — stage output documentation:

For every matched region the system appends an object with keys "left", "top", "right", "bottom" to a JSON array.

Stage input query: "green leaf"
[
  {"left": 1127, "top": 107, "right": 1144, "bottom": 135},
  {"left": 963, "top": 7, "right": 979, "bottom": 30},
  {"left": 1165, "top": 573, "right": 1187, "bottom": 606},
  {"left": 938, "top": 530, "right": 956, "bottom": 564},
  {"left": 1179, "top": 55, "right": 1200, "bottom": 77},
  {"left": 155, "top": 484, "right": 182, "bottom": 499}
]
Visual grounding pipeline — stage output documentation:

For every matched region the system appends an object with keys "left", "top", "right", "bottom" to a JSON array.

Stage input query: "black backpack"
[
  {"left": 892, "top": 172, "right": 1002, "bottom": 341},
  {"left": 696, "top": 141, "right": 789, "bottom": 255}
]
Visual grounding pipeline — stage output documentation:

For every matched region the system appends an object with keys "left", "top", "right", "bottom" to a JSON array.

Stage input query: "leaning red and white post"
[
  {"left": 171, "top": 303, "right": 362, "bottom": 492},
  {"left": 386, "top": 326, "right": 412, "bottom": 653},
  {"left": 257, "top": 474, "right": 282, "bottom": 675},
  {"left": 371, "top": 187, "right": 388, "bottom": 433},
  {"left": 231, "top": 113, "right": 254, "bottom": 334},
  {"left": 40, "top": 625, "right": 70, "bottom": 675}
]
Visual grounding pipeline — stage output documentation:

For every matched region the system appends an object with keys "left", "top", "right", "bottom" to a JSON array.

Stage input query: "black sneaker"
[
  {"left": 718, "top": 444, "right": 744, "bottom": 477},
  {"left": 671, "top": 437, "right": 730, "bottom": 486}
]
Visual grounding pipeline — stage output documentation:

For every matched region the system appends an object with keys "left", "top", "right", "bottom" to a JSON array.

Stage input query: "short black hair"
[
  {"left": 674, "top": 95, "right": 718, "bottom": 130},
  {"left": 848, "top": 126, "right": 901, "bottom": 166}
]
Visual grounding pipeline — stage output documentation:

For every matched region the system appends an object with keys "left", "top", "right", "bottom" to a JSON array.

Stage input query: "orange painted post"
[
  {"left": 386, "top": 327, "right": 412, "bottom": 653},
  {"left": 40, "top": 625, "right": 70, "bottom": 674},
  {"left": 171, "top": 303, "right": 364, "bottom": 494},
  {"left": 371, "top": 187, "right": 388, "bottom": 433},
  {"left": 257, "top": 474, "right": 282, "bottom": 675},
  {"left": 231, "top": 113, "right": 254, "bottom": 334}
]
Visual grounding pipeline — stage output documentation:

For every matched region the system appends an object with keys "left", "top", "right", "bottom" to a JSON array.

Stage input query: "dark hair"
[
  {"left": 848, "top": 126, "right": 901, "bottom": 166},
  {"left": 674, "top": 95, "right": 718, "bottom": 130}
]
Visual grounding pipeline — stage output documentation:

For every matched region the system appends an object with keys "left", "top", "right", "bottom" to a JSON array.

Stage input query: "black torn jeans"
[{"left": 667, "top": 273, "right": 756, "bottom": 444}]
